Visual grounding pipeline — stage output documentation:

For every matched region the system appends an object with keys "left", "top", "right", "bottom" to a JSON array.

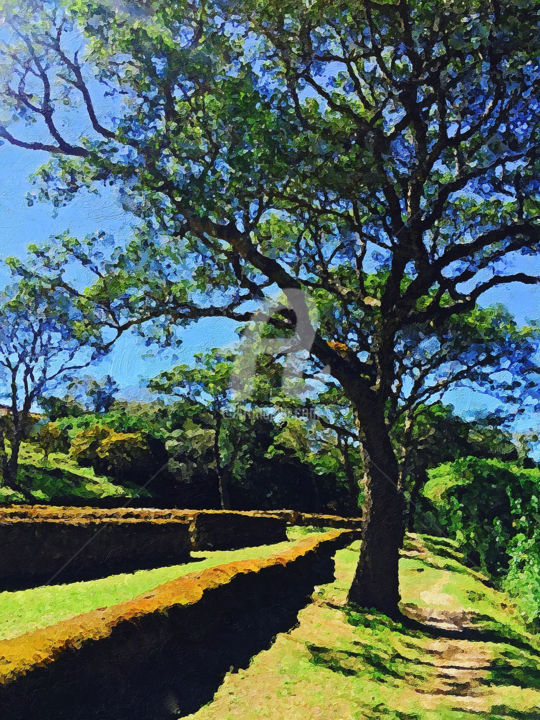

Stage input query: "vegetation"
[
  {"left": 0, "top": 0, "right": 538, "bottom": 614},
  {"left": 424, "top": 458, "right": 540, "bottom": 627},
  {"left": 0, "top": 441, "right": 144, "bottom": 505},
  {"left": 0, "top": 281, "right": 99, "bottom": 498}
]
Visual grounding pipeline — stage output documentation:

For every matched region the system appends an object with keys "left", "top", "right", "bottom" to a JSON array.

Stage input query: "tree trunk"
[
  {"left": 407, "top": 466, "right": 428, "bottom": 532},
  {"left": 216, "top": 469, "right": 231, "bottom": 510},
  {"left": 1, "top": 435, "right": 32, "bottom": 501},
  {"left": 213, "top": 414, "right": 231, "bottom": 509},
  {"left": 348, "top": 405, "right": 405, "bottom": 616},
  {"left": 338, "top": 434, "right": 359, "bottom": 510}
]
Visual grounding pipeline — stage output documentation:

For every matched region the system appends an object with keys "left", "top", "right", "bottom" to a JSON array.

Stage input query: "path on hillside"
[{"left": 401, "top": 539, "right": 509, "bottom": 715}]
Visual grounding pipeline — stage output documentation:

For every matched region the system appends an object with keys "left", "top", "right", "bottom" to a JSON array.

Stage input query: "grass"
[
  {"left": 0, "top": 531, "right": 313, "bottom": 641},
  {"left": 0, "top": 442, "right": 147, "bottom": 504},
  {"left": 183, "top": 534, "right": 540, "bottom": 720}
]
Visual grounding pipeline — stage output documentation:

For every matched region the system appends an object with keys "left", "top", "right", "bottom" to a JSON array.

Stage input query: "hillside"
[{"left": 0, "top": 442, "right": 146, "bottom": 504}]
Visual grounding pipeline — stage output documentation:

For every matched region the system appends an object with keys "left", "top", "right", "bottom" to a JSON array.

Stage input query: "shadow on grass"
[
  {"left": 398, "top": 610, "right": 539, "bottom": 657},
  {"left": 489, "top": 707, "right": 540, "bottom": 720},
  {"left": 305, "top": 601, "right": 539, "bottom": 720},
  {"left": 316, "top": 603, "right": 540, "bottom": 686}
]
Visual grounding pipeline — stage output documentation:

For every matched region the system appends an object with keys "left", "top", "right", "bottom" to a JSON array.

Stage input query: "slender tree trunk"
[
  {"left": 407, "top": 466, "right": 428, "bottom": 532},
  {"left": 338, "top": 434, "right": 358, "bottom": 510},
  {"left": 348, "top": 403, "right": 405, "bottom": 616},
  {"left": 1, "top": 432, "right": 32, "bottom": 500},
  {"left": 213, "top": 413, "right": 230, "bottom": 509}
]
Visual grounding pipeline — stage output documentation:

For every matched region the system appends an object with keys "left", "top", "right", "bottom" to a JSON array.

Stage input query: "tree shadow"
[
  {"left": 397, "top": 610, "right": 539, "bottom": 657},
  {"left": 306, "top": 604, "right": 540, "bottom": 718},
  {"left": 488, "top": 707, "right": 540, "bottom": 720}
]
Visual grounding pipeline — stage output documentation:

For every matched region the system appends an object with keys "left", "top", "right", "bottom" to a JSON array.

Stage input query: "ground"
[{"left": 183, "top": 534, "right": 540, "bottom": 720}]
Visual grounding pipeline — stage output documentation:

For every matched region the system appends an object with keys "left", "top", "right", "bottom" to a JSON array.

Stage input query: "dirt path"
[
  {"left": 401, "top": 538, "right": 535, "bottom": 715},
  {"left": 405, "top": 570, "right": 494, "bottom": 713}
]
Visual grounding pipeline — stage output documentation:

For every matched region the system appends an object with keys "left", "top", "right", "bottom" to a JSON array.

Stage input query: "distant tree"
[
  {"left": 0, "top": 280, "right": 97, "bottom": 495},
  {"left": 394, "top": 403, "right": 518, "bottom": 531},
  {"left": 68, "top": 374, "right": 119, "bottom": 413},
  {"left": 39, "top": 394, "right": 85, "bottom": 420},
  {"left": 312, "top": 303, "right": 537, "bottom": 527},
  {"left": 149, "top": 349, "right": 240, "bottom": 509},
  {"left": 37, "top": 421, "right": 70, "bottom": 460}
]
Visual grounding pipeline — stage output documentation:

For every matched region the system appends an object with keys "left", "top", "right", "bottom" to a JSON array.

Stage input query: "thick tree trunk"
[{"left": 348, "top": 405, "right": 405, "bottom": 616}]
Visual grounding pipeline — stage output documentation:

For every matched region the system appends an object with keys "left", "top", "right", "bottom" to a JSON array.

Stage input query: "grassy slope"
[
  {"left": 0, "top": 442, "right": 146, "bottom": 503},
  {"left": 185, "top": 534, "right": 540, "bottom": 720},
  {"left": 0, "top": 536, "right": 307, "bottom": 642}
]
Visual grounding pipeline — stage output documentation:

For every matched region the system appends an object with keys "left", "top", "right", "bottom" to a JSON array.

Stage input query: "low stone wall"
[
  {"left": 0, "top": 516, "right": 192, "bottom": 589},
  {"left": 0, "top": 505, "right": 362, "bottom": 530},
  {"left": 0, "top": 529, "right": 354, "bottom": 720},
  {"left": 188, "top": 510, "right": 287, "bottom": 550},
  {"left": 266, "top": 509, "right": 364, "bottom": 530}
]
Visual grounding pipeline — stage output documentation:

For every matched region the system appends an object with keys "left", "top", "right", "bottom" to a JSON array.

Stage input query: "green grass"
[
  {"left": 0, "top": 442, "right": 147, "bottom": 504},
  {"left": 184, "top": 534, "right": 540, "bottom": 720},
  {"left": 0, "top": 535, "right": 306, "bottom": 642}
]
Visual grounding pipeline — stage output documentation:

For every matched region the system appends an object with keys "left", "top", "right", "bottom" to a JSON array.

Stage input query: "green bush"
[
  {"left": 36, "top": 422, "right": 71, "bottom": 459},
  {"left": 424, "top": 457, "right": 540, "bottom": 625},
  {"left": 56, "top": 410, "right": 161, "bottom": 440},
  {"left": 0, "top": 464, "right": 140, "bottom": 504},
  {"left": 70, "top": 425, "right": 168, "bottom": 486}
]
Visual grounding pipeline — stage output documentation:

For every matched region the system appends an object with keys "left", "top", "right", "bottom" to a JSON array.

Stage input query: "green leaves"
[{"left": 425, "top": 457, "right": 540, "bottom": 624}]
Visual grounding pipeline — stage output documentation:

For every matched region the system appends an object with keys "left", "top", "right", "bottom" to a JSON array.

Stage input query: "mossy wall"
[
  {"left": 0, "top": 529, "right": 354, "bottom": 720},
  {"left": 0, "top": 517, "right": 192, "bottom": 588}
]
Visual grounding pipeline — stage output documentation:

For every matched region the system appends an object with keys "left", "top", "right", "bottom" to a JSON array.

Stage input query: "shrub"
[
  {"left": 36, "top": 422, "right": 70, "bottom": 459},
  {"left": 70, "top": 425, "right": 168, "bottom": 486},
  {"left": 424, "top": 457, "right": 540, "bottom": 625}
]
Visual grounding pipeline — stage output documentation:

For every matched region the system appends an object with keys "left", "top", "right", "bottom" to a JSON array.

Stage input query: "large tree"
[
  {"left": 312, "top": 302, "right": 538, "bottom": 526},
  {"left": 0, "top": 0, "right": 538, "bottom": 614}
]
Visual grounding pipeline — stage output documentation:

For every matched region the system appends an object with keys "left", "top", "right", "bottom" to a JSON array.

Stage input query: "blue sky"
[
  {"left": 0, "top": 143, "right": 239, "bottom": 398},
  {"left": 0, "top": 122, "right": 538, "bottom": 433}
]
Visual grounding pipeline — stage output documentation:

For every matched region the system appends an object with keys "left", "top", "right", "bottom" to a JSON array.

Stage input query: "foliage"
[
  {"left": 38, "top": 395, "right": 85, "bottom": 420},
  {"left": 0, "top": 279, "right": 98, "bottom": 491},
  {"left": 69, "top": 424, "right": 168, "bottom": 486},
  {"left": 55, "top": 409, "right": 161, "bottom": 440},
  {"left": 0, "top": 462, "right": 139, "bottom": 505},
  {"left": 424, "top": 457, "right": 540, "bottom": 625},
  {"left": 37, "top": 421, "right": 70, "bottom": 459},
  {"left": 63, "top": 374, "right": 119, "bottom": 414}
]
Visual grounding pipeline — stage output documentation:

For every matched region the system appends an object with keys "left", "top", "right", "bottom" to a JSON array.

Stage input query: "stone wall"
[
  {"left": 0, "top": 529, "right": 354, "bottom": 720},
  {"left": 0, "top": 516, "right": 192, "bottom": 589}
]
